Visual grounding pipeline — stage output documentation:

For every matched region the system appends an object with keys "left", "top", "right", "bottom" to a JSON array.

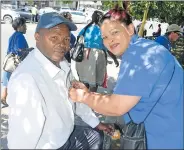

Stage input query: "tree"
[
  {"left": 129, "top": 1, "right": 184, "bottom": 25},
  {"left": 138, "top": 2, "right": 150, "bottom": 37},
  {"left": 27, "top": 0, "right": 34, "bottom": 6},
  {"left": 61, "top": 0, "right": 73, "bottom": 4}
]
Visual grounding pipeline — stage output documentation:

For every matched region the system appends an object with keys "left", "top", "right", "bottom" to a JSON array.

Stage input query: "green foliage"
[
  {"left": 101, "top": 1, "right": 184, "bottom": 25},
  {"left": 27, "top": 0, "right": 34, "bottom": 5},
  {"left": 129, "top": 1, "right": 184, "bottom": 25},
  {"left": 61, "top": 1, "right": 73, "bottom": 4}
]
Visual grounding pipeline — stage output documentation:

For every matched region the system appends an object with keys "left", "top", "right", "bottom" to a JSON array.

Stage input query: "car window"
[{"left": 71, "top": 12, "right": 84, "bottom": 16}]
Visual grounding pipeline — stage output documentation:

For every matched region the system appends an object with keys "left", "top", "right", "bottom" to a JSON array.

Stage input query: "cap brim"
[{"left": 63, "top": 21, "right": 77, "bottom": 31}]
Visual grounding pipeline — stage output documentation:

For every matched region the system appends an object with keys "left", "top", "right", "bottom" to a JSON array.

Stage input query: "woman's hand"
[
  {"left": 69, "top": 81, "right": 89, "bottom": 102},
  {"left": 71, "top": 81, "right": 89, "bottom": 92}
]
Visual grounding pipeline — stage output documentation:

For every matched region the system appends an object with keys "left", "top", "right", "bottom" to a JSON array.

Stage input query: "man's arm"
[
  {"left": 74, "top": 102, "right": 100, "bottom": 128},
  {"left": 7, "top": 73, "right": 46, "bottom": 149}
]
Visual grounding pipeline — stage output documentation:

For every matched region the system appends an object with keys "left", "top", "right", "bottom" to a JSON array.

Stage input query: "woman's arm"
[{"left": 69, "top": 87, "right": 140, "bottom": 116}]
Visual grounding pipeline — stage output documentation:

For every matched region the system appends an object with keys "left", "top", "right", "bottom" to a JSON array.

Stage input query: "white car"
[
  {"left": 59, "top": 7, "right": 72, "bottom": 13},
  {"left": 39, "top": 7, "right": 58, "bottom": 15},
  {"left": 1, "top": 6, "right": 20, "bottom": 24},
  {"left": 70, "top": 11, "right": 89, "bottom": 24}
]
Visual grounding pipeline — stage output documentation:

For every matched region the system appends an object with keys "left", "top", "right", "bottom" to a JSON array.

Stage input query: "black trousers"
[
  {"left": 31, "top": 15, "right": 36, "bottom": 23},
  {"left": 58, "top": 125, "right": 104, "bottom": 149}
]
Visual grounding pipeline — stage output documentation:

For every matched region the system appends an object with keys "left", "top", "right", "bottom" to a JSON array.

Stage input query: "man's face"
[
  {"left": 170, "top": 32, "right": 180, "bottom": 42},
  {"left": 35, "top": 24, "right": 70, "bottom": 64}
]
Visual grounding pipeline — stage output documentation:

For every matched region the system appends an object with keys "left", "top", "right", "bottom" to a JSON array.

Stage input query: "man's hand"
[{"left": 95, "top": 123, "right": 114, "bottom": 136}]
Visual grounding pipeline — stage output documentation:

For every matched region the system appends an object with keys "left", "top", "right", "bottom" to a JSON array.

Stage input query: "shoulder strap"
[{"left": 128, "top": 64, "right": 175, "bottom": 122}]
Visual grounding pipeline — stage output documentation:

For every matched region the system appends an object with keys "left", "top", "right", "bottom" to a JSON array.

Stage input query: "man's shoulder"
[
  {"left": 11, "top": 52, "right": 41, "bottom": 80},
  {"left": 155, "top": 35, "right": 167, "bottom": 43}
]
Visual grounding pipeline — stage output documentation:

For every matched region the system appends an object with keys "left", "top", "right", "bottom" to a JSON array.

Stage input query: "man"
[
  {"left": 153, "top": 24, "right": 161, "bottom": 37},
  {"left": 7, "top": 12, "right": 113, "bottom": 149},
  {"left": 31, "top": 5, "right": 38, "bottom": 23},
  {"left": 155, "top": 24, "right": 183, "bottom": 51}
]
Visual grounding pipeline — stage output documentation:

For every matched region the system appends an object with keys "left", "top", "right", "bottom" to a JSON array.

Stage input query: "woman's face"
[{"left": 101, "top": 19, "right": 134, "bottom": 56}]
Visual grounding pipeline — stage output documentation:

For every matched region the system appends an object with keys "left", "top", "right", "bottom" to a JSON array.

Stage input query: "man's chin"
[{"left": 53, "top": 56, "right": 64, "bottom": 62}]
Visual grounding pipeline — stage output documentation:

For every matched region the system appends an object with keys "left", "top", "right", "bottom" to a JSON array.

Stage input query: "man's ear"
[
  {"left": 127, "top": 23, "right": 135, "bottom": 36},
  {"left": 34, "top": 33, "right": 40, "bottom": 42}
]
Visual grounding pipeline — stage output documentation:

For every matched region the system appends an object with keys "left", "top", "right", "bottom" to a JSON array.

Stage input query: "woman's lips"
[{"left": 110, "top": 43, "right": 119, "bottom": 50}]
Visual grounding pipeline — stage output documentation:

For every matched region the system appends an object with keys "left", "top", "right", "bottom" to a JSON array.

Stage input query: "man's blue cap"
[{"left": 35, "top": 12, "right": 77, "bottom": 32}]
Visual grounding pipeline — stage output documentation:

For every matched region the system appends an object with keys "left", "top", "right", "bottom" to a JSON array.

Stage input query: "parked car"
[
  {"left": 1, "top": 6, "right": 20, "bottom": 24},
  {"left": 59, "top": 7, "right": 72, "bottom": 13},
  {"left": 15, "top": 7, "right": 40, "bottom": 22},
  {"left": 1, "top": 4, "right": 17, "bottom": 10},
  {"left": 39, "top": 7, "right": 58, "bottom": 15},
  {"left": 69, "top": 11, "right": 86, "bottom": 24}
]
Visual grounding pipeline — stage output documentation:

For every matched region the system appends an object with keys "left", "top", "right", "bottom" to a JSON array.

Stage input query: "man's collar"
[{"left": 33, "top": 48, "right": 70, "bottom": 78}]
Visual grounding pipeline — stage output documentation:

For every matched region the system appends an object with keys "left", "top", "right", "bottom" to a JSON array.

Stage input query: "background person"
[
  {"left": 76, "top": 10, "right": 118, "bottom": 92},
  {"left": 155, "top": 24, "right": 183, "bottom": 51},
  {"left": 152, "top": 24, "right": 161, "bottom": 37},
  {"left": 31, "top": 5, "right": 38, "bottom": 23},
  {"left": 1, "top": 17, "right": 29, "bottom": 108}
]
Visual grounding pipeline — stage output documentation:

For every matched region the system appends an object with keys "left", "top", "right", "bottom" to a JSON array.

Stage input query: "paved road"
[{"left": 1, "top": 23, "right": 120, "bottom": 149}]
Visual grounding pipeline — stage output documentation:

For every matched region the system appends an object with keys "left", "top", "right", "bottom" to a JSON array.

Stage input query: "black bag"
[
  {"left": 71, "top": 26, "right": 88, "bottom": 62},
  {"left": 121, "top": 114, "right": 147, "bottom": 149},
  {"left": 121, "top": 65, "right": 175, "bottom": 149}
]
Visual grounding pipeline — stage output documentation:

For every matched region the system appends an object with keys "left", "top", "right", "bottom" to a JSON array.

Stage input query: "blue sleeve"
[
  {"left": 113, "top": 44, "right": 172, "bottom": 98},
  {"left": 155, "top": 36, "right": 167, "bottom": 49},
  {"left": 15, "top": 35, "right": 28, "bottom": 50},
  {"left": 78, "top": 28, "right": 85, "bottom": 36}
]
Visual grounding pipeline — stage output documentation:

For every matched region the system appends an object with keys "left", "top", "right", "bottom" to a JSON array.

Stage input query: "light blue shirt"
[
  {"left": 79, "top": 24, "right": 107, "bottom": 51},
  {"left": 114, "top": 35, "right": 183, "bottom": 149}
]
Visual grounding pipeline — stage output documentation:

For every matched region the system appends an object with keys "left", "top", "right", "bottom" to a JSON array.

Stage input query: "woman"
[
  {"left": 76, "top": 10, "right": 118, "bottom": 92},
  {"left": 69, "top": 5, "right": 183, "bottom": 149},
  {"left": 1, "top": 17, "right": 29, "bottom": 107}
]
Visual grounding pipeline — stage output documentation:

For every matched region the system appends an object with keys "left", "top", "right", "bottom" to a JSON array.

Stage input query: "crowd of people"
[{"left": 1, "top": 3, "right": 184, "bottom": 149}]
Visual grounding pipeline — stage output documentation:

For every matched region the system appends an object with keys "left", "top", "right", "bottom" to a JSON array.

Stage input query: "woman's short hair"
[{"left": 12, "top": 17, "right": 26, "bottom": 31}]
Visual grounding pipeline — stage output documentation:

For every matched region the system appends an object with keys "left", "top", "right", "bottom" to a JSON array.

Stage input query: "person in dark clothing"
[
  {"left": 153, "top": 24, "right": 161, "bottom": 37},
  {"left": 1, "top": 17, "right": 29, "bottom": 108}
]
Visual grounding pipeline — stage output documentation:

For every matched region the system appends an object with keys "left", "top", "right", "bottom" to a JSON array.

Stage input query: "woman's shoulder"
[{"left": 127, "top": 37, "right": 174, "bottom": 71}]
